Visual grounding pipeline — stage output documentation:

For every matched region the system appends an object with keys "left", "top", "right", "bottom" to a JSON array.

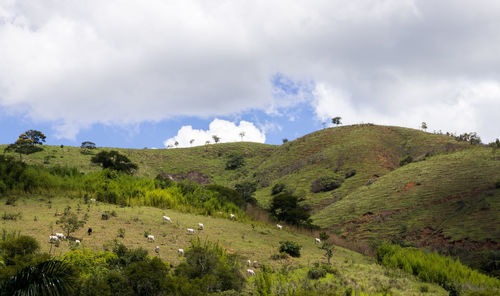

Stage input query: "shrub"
[
  {"left": 279, "top": 241, "right": 301, "bottom": 257},
  {"left": 271, "top": 183, "right": 286, "bottom": 195},
  {"left": 225, "top": 152, "right": 245, "bottom": 170},
  {"left": 271, "top": 252, "right": 289, "bottom": 260},
  {"left": 91, "top": 151, "right": 138, "bottom": 175},
  {"left": 310, "top": 175, "right": 344, "bottom": 193},
  {"left": 399, "top": 155, "right": 413, "bottom": 166},
  {"left": 269, "top": 193, "right": 312, "bottom": 227},
  {"left": 2, "top": 212, "right": 21, "bottom": 221},
  {"left": 345, "top": 169, "right": 356, "bottom": 179},
  {"left": 307, "top": 265, "right": 326, "bottom": 279}
]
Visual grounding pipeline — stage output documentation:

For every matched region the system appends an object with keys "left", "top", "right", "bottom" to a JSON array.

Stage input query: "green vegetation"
[
  {"left": 310, "top": 175, "right": 344, "bottom": 193},
  {"left": 91, "top": 150, "right": 138, "bottom": 175},
  {"left": 269, "top": 193, "right": 312, "bottom": 227},
  {"left": 279, "top": 241, "right": 302, "bottom": 257},
  {"left": 225, "top": 151, "right": 245, "bottom": 170},
  {"left": 377, "top": 244, "right": 500, "bottom": 295}
]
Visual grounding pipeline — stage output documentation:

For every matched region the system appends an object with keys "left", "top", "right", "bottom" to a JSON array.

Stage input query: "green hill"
[{"left": 2, "top": 124, "right": 499, "bottom": 267}]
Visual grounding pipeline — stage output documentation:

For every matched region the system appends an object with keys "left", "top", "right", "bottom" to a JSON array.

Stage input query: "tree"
[
  {"left": 80, "top": 141, "right": 96, "bottom": 155},
  {"left": 91, "top": 150, "right": 138, "bottom": 175},
  {"left": 421, "top": 122, "right": 428, "bottom": 131},
  {"left": 282, "top": 138, "right": 288, "bottom": 144},
  {"left": 234, "top": 181, "right": 257, "bottom": 205},
  {"left": 225, "top": 152, "right": 245, "bottom": 170},
  {"left": 212, "top": 135, "right": 220, "bottom": 144},
  {"left": 56, "top": 212, "right": 86, "bottom": 238},
  {"left": 239, "top": 131, "right": 245, "bottom": 141},
  {"left": 174, "top": 141, "right": 179, "bottom": 147},
  {"left": 321, "top": 242, "right": 335, "bottom": 264},
  {"left": 331, "top": 116, "right": 342, "bottom": 126},
  {"left": 270, "top": 193, "right": 312, "bottom": 226},
  {"left": 190, "top": 139, "right": 195, "bottom": 146},
  {"left": 5, "top": 130, "right": 46, "bottom": 161}
]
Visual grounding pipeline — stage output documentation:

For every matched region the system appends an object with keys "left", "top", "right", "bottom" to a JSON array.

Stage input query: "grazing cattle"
[
  {"left": 315, "top": 238, "right": 321, "bottom": 244},
  {"left": 230, "top": 213, "right": 235, "bottom": 220},
  {"left": 178, "top": 249, "right": 184, "bottom": 256},
  {"left": 247, "top": 260, "right": 251, "bottom": 267},
  {"left": 276, "top": 224, "right": 283, "bottom": 230},
  {"left": 147, "top": 235, "right": 155, "bottom": 242},
  {"left": 253, "top": 261, "right": 258, "bottom": 268},
  {"left": 88, "top": 228, "right": 93, "bottom": 235},
  {"left": 155, "top": 246, "right": 160, "bottom": 254},
  {"left": 246, "top": 269, "right": 256, "bottom": 276},
  {"left": 75, "top": 240, "right": 81, "bottom": 244},
  {"left": 162, "top": 216, "right": 172, "bottom": 223},
  {"left": 198, "top": 223, "right": 204, "bottom": 230},
  {"left": 55, "top": 233, "right": 65, "bottom": 239},
  {"left": 49, "top": 235, "right": 58, "bottom": 242},
  {"left": 187, "top": 228, "right": 195, "bottom": 234}
]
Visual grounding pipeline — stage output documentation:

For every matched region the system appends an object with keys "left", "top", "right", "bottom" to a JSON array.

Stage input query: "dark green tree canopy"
[
  {"left": 5, "top": 130, "right": 46, "bottom": 159},
  {"left": 331, "top": 116, "right": 342, "bottom": 126},
  {"left": 270, "top": 193, "right": 312, "bottom": 227},
  {"left": 225, "top": 152, "right": 245, "bottom": 170},
  {"left": 91, "top": 150, "right": 138, "bottom": 175}
]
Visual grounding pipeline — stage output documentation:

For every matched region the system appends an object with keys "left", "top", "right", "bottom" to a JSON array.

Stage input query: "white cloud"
[
  {"left": 0, "top": 0, "right": 499, "bottom": 141},
  {"left": 312, "top": 80, "right": 500, "bottom": 142},
  {"left": 163, "top": 118, "right": 265, "bottom": 148}
]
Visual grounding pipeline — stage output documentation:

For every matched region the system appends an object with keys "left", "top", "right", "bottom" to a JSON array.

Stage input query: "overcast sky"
[{"left": 1, "top": 0, "right": 499, "bottom": 148}]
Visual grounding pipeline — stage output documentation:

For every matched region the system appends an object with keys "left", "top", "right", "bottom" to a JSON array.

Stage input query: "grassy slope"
[
  {"left": 2, "top": 124, "right": 498, "bottom": 251},
  {"left": 0, "top": 195, "right": 447, "bottom": 295},
  {"left": 313, "top": 147, "right": 500, "bottom": 242}
]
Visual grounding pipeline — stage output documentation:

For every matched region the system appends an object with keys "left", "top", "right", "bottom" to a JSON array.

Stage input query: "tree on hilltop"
[
  {"left": 80, "top": 141, "right": 96, "bottom": 155},
  {"left": 331, "top": 116, "right": 342, "bottom": 126},
  {"left": 212, "top": 135, "right": 220, "bottom": 144},
  {"left": 91, "top": 150, "right": 138, "bottom": 175},
  {"left": 5, "top": 130, "right": 46, "bottom": 160}
]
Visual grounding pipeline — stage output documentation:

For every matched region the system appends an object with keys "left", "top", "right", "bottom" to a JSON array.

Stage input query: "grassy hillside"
[
  {"left": 0, "top": 195, "right": 449, "bottom": 295},
  {"left": 2, "top": 124, "right": 498, "bottom": 264}
]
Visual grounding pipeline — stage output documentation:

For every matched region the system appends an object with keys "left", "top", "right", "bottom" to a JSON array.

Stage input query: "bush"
[
  {"left": 345, "top": 169, "right": 356, "bottom": 179},
  {"left": 270, "top": 252, "right": 289, "bottom": 260},
  {"left": 91, "top": 151, "right": 138, "bottom": 175},
  {"left": 271, "top": 183, "right": 286, "bottom": 195},
  {"left": 279, "top": 241, "right": 301, "bottom": 257},
  {"left": 269, "top": 193, "right": 312, "bottom": 227},
  {"left": 225, "top": 152, "right": 245, "bottom": 170},
  {"left": 307, "top": 265, "right": 326, "bottom": 279},
  {"left": 310, "top": 175, "right": 344, "bottom": 193},
  {"left": 399, "top": 155, "right": 413, "bottom": 166}
]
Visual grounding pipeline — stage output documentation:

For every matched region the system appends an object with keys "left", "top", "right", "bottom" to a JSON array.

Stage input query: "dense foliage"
[
  {"left": 0, "top": 156, "right": 244, "bottom": 218},
  {"left": 91, "top": 150, "right": 138, "bottom": 175},
  {"left": 225, "top": 152, "right": 245, "bottom": 170},
  {"left": 279, "top": 241, "right": 301, "bottom": 257},
  {"left": 376, "top": 244, "right": 500, "bottom": 295},
  {"left": 310, "top": 175, "right": 344, "bottom": 193},
  {"left": 269, "top": 193, "right": 313, "bottom": 227}
]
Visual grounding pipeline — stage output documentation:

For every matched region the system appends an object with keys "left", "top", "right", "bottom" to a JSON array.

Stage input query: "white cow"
[
  {"left": 246, "top": 269, "right": 256, "bottom": 276},
  {"left": 198, "top": 223, "right": 204, "bottom": 230},
  {"left": 90, "top": 198, "right": 96, "bottom": 202},
  {"left": 75, "top": 240, "right": 81, "bottom": 244},
  {"left": 315, "top": 238, "right": 321, "bottom": 244},
  {"left": 230, "top": 213, "right": 235, "bottom": 220},
  {"left": 147, "top": 235, "right": 155, "bottom": 242},
  {"left": 178, "top": 249, "right": 184, "bottom": 256},
  {"left": 49, "top": 235, "right": 58, "bottom": 242},
  {"left": 276, "top": 224, "right": 283, "bottom": 230},
  {"left": 162, "top": 216, "right": 172, "bottom": 223},
  {"left": 247, "top": 260, "right": 251, "bottom": 267},
  {"left": 56, "top": 233, "right": 65, "bottom": 239},
  {"left": 187, "top": 228, "right": 195, "bottom": 234}
]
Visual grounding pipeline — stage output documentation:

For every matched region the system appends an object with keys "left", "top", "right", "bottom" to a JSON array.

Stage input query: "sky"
[{"left": 1, "top": 0, "right": 499, "bottom": 148}]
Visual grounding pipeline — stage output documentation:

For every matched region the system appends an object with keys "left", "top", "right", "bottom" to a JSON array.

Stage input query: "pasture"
[{"left": 0, "top": 195, "right": 448, "bottom": 295}]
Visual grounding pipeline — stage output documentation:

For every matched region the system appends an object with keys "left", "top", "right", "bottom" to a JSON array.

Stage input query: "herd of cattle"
[{"left": 49, "top": 212, "right": 323, "bottom": 277}]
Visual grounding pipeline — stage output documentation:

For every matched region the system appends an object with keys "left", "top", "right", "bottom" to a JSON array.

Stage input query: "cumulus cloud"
[
  {"left": 163, "top": 119, "right": 265, "bottom": 148},
  {"left": 0, "top": 0, "right": 499, "bottom": 141}
]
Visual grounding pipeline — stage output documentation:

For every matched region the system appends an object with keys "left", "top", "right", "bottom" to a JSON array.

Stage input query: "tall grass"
[
  {"left": 376, "top": 244, "right": 500, "bottom": 294},
  {"left": 0, "top": 155, "right": 245, "bottom": 218}
]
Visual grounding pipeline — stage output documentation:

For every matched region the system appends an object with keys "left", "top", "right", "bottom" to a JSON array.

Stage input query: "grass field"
[{"left": 0, "top": 195, "right": 448, "bottom": 295}]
